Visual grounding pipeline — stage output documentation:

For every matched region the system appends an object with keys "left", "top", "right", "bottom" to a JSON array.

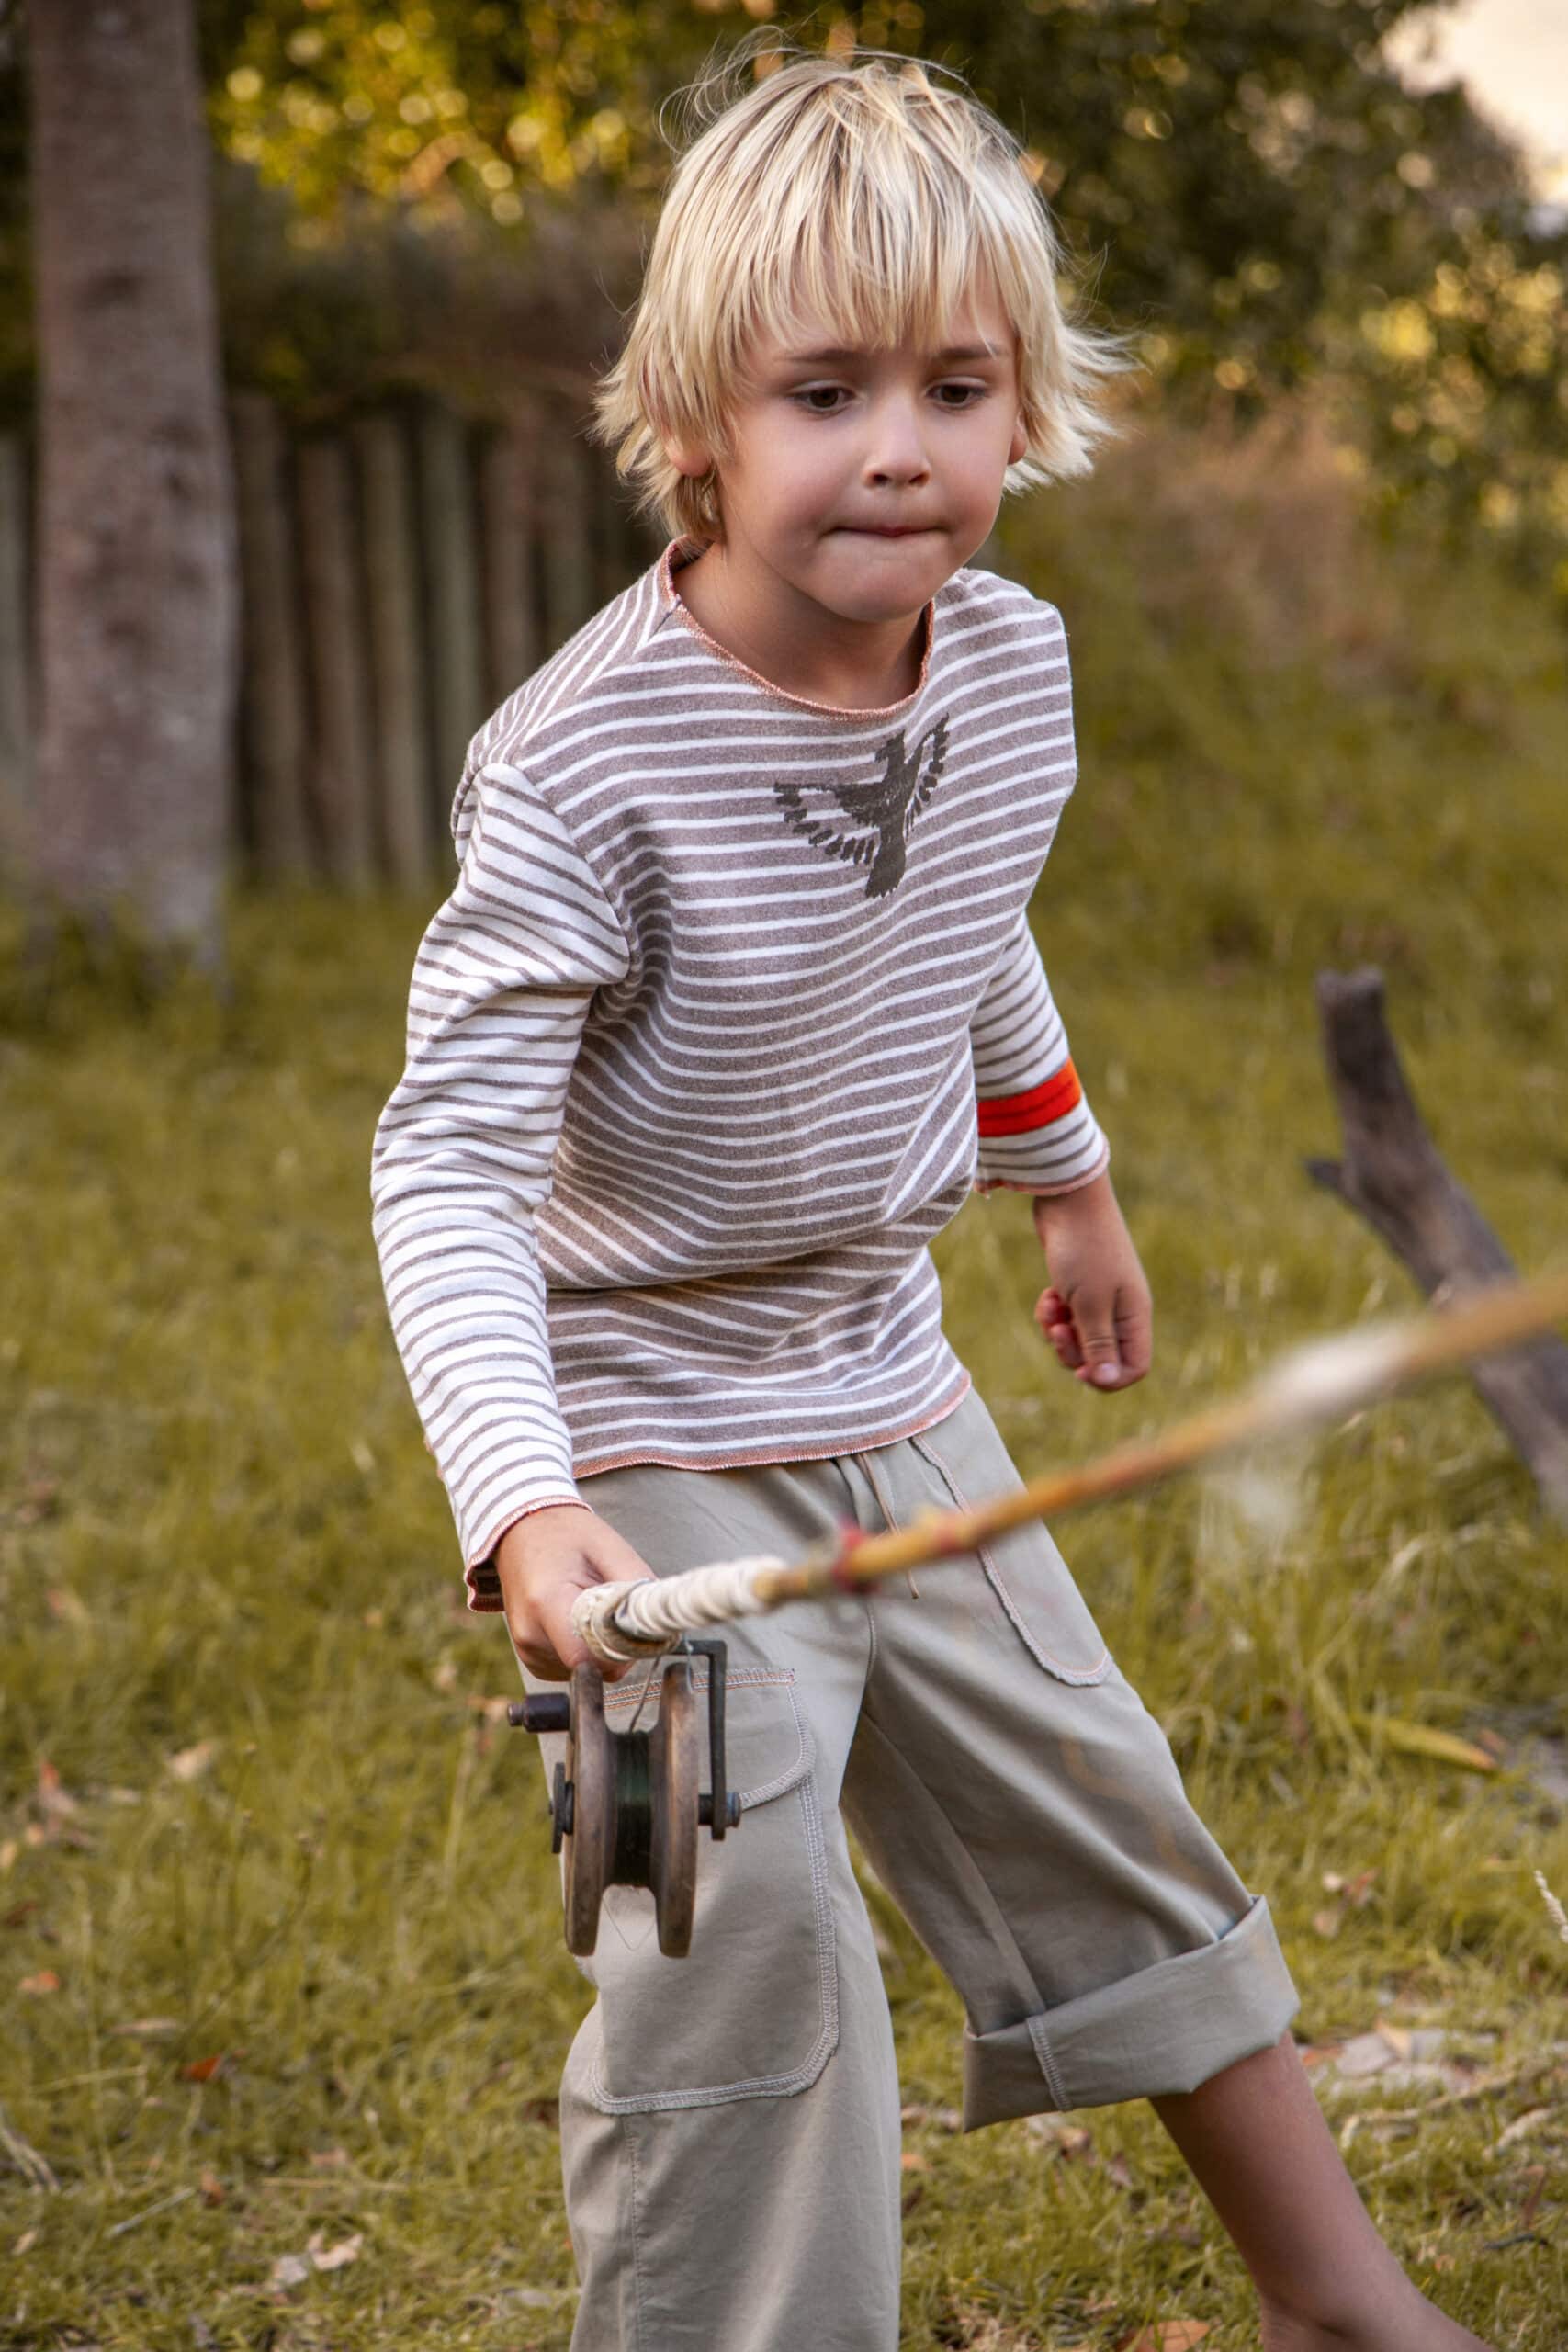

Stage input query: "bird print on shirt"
[{"left": 773, "top": 715, "right": 950, "bottom": 899}]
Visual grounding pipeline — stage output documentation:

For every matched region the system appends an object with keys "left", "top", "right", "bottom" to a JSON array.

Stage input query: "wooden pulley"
[{"left": 510, "top": 1639, "right": 740, "bottom": 1959}]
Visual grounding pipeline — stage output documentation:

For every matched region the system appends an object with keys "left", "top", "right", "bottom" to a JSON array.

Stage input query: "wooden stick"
[{"left": 750, "top": 1271, "right": 1568, "bottom": 1608}]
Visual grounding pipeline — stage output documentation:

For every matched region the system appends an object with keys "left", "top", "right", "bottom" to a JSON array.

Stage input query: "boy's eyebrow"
[{"left": 777, "top": 342, "right": 1007, "bottom": 366}]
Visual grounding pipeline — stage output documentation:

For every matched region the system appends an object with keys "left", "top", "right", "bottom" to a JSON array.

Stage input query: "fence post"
[
  {"left": 418, "top": 401, "right": 488, "bottom": 821},
  {"left": 0, "top": 434, "right": 31, "bottom": 886},
  {"left": 480, "top": 419, "right": 538, "bottom": 707},
  {"left": 297, "top": 435, "right": 376, "bottom": 891},
  {"left": 536, "top": 411, "right": 597, "bottom": 651},
  {"left": 231, "top": 392, "right": 312, "bottom": 881},
  {"left": 355, "top": 411, "right": 435, "bottom": 889}
]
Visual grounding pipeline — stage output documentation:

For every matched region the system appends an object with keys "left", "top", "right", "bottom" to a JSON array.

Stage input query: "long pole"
[{"left": 574, "top": 1272, "right": 1568, "bottom": 1663}]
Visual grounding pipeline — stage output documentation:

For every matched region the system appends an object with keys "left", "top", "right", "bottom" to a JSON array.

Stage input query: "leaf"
[
  {"left": 12, "top": 2230, "right": 38, "bottom": 2256},
  {"left": 36, "top": 1757, "right": 82, "bottom": 1821},
  {"left": 18, "top": 1969, "right": 61, "bottom": 1995},
  {"left": 1354, "top": 1714, "right": 1497, "bottom": 1772},
  {"left": 198, "top": 2168, "right": 225, "bottom": 2206},
  {"left": 111, "top": 2018, "right": 183, "bottom": 2039},
  {"left": 899, "top": 2150, "right": 930, "bottom": 2172},
  {"left": 270, "top": 2252, "right": 311, "bottom": 2290},
  {"left": 0, "top": 1842, "right": 18, "bottom": 1873},
  {"left": 1495, "top": 2107, "right": 1553, "bottom": 2150},
  {"left": 181, "top": 2052, "right": 229, "bottom": 2082},
  {"left": 166, "top": 1741, "right": 218, "bottom": 1782},
  {"left": 308, "top": 2231, "right": 363, "bottom": 2272}
]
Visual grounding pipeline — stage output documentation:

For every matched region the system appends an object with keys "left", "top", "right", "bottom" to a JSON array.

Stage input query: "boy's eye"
[{"left": 786, "top": 380, "right": 989, "bottom": 414}]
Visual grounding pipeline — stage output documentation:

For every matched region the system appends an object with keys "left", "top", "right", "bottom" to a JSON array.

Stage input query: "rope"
[{"left": 573, "top": 1557, "right": 785, "bottom": 1665}]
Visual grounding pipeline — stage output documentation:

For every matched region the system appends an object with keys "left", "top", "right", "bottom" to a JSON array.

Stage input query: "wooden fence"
[{"left": 0, "top": 391, "right": 660, "bottom": 893}]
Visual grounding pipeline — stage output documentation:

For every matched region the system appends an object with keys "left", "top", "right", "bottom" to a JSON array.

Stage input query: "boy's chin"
[{"left": 800, "top": 544, "right": 955, "bottom": 620}]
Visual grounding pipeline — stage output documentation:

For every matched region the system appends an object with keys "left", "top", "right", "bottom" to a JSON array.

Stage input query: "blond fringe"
[{"left": 592, "top": 40, "right": 1135, "bottom": 543}]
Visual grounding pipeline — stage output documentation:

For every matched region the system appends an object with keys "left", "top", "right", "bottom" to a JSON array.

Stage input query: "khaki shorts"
[{"left": 527, "top": 1384, "right": 1298, "bottom": 2352}]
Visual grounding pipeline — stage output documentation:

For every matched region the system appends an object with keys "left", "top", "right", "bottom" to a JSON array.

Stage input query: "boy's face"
[{"left": 667, "top": 286, "right": 1028, "bottom": 628}]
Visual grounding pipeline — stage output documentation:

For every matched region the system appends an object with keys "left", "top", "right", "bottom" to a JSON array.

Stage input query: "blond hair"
[{"left": 593, "top": 45, "right": 1132, "bottom": 542}]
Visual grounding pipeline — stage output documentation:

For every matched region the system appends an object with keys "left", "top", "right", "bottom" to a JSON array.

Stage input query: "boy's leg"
[
  {"left": 521, "top": 1457, "right": 906, "bottom": 2352},
  {"left": 1153, "top": 2037, "right": 1490, "bottom": 2350},
  {"left": 836, "top": 1386, "right": 1488, "bottom": 2348}
]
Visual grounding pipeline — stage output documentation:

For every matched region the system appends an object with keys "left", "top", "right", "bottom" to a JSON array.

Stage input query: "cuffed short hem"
[{"left": 960, "top": 1894, "right": 1299, "bottom": 2127}]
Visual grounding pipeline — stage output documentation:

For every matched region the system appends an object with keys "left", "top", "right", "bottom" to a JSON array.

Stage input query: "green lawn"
[{"left": 3, "top": 461, "right": 1567, "bottom": 2349}]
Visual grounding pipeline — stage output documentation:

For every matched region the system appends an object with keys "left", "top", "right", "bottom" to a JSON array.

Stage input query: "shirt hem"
[
  {"left": 458, "top": 1374, "right": 973, "bottom": 1612},
  {"left": 573, "top": 1369, "right": 973, "bottom": 1485}
]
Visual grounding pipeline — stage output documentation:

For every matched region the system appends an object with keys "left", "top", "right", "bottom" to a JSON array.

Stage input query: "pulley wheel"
[
  {"left": 562, "top": 1663, "right": 613, "bottom": 1956},
  {"left": 649, "top": 1666, "right": 702, "bottom": 1957}
]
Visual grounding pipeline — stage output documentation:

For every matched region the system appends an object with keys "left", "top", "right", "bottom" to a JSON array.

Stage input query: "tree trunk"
[
  {"left": 1307, "top": 967, "right": 1568, "bottom": 1517},
  {"left": 28, "top": 0, "right": 237, "bottom": 967}
]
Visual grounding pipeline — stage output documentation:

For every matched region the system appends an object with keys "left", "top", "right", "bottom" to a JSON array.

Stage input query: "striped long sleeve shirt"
[{"left": 372, "top": 544, "right": 1109, "bottom": 1606}]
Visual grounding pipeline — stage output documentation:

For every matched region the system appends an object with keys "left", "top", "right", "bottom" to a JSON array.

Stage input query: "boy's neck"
[{"left": 672, "top": 540, "right": 929, "bottom": 712}]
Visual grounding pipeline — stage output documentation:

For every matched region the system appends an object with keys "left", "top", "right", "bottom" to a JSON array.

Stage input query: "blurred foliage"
[{"left": 0, "top": 0, "right": 1564, "bottom": 571}]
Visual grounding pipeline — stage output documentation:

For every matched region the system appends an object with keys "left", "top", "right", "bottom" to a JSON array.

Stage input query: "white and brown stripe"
[{"left": 372, "top": 545, "right": 1108, "bottom": 1605}]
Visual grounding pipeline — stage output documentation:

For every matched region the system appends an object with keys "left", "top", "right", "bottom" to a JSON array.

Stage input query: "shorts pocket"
[
  {"left": 585, "top": 1663, "right": 840, "bottom": 2112},
  {"left": 911, "top": 1427, "right": 1114, "bottom": 1688}
]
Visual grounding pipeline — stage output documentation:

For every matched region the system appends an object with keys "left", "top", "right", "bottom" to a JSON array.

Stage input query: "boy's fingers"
[
  {"left": 1070, "top": 1288, "right": 1126, "bottom": 1387},
  {"left": 513, "top": 1575, "right": 614, "bottom": 1684},
  {"left": 1116, "top": 1292, "right": 1154, "bottom": 1381},
  {"left": 1035, "top": 1287, "right": 1084, "bottom": 1368}
]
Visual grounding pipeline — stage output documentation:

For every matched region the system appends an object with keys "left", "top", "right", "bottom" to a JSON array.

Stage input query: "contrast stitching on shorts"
[
  {"left": 587, "top": 1695, "right": 840, "bottom": 2113},
  {"left": 1025, "top": 2012, "right": 1070, "bottom": 2113},
  {"left": 604, "top": 1665, "right": 807, "bottom": 1808},
  {"left": 626, "top": 2112, "right": 649, "bottom": 2352},
  {"left": 737, "top": 1680, "right": 817, "bottom": 1810},
  {"left": 909, "top": 1428, "right": 1112, "bottom": 1686}
]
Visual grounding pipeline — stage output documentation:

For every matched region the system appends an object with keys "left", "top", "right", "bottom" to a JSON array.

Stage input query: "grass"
[{"left": 4, "top": 432, "right": 1568, "bottom": 2348}]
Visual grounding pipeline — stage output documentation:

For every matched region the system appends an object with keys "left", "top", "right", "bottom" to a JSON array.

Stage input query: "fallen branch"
[{"left": 1307, "top": 967, "right": 1568, "bottom": 1519}]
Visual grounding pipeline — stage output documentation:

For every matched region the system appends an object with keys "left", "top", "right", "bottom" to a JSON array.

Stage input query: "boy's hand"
[
  {"left": 1031, "top": 1170, "right": 1152, "bottom": 1392},
  {"left": 494, "top": 1504, "right": 655, "bottom": 1683}
]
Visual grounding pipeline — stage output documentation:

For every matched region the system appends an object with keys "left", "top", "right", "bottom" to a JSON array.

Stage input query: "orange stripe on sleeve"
[{"left": 975, "top": 1062, "right": 1083, "bottom": 1138}]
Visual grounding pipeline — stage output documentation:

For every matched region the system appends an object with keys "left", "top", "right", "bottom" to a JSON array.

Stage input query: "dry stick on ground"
[{"left": 1306, "top": 967, "right": 1568, "bottom": 1519}]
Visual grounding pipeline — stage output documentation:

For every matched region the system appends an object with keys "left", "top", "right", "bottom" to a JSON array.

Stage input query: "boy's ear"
[{"left": 662, "top": 435, "right": 716, "bottom": 481}]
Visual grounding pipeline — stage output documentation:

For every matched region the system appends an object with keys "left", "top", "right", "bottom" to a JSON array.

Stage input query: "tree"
[
  {"left": 201, "top": 0, "right": 1568, "bottom": 567},
  {"left": 28, "top": 0, "right": 237, "bottom": 969}
]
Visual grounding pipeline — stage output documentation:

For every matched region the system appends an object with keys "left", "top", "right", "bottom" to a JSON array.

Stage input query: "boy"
[{"left": 373, "top": 50, "right": 1489, "bottom": 2352}]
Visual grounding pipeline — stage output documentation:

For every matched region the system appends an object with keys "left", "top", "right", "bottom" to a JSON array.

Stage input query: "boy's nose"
[{"left": 863, "top": 400, "right": 931, "bottom": 487}]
